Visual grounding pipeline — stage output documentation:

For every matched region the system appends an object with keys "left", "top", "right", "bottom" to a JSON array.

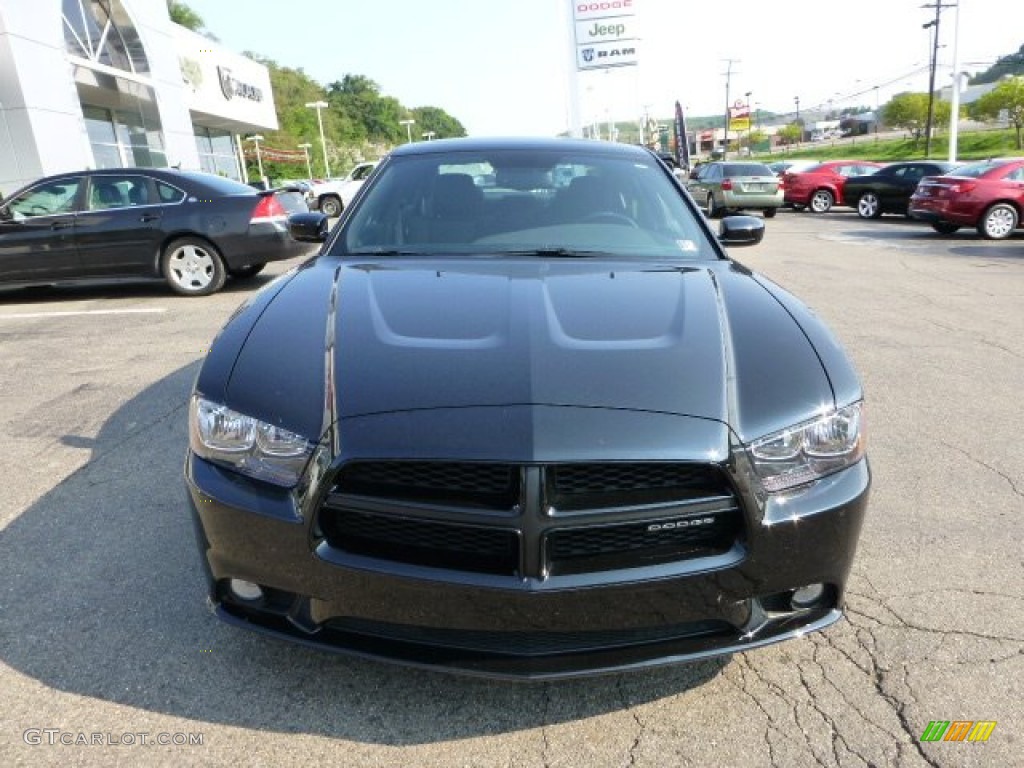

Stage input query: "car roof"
[{"left": 388, "top": 136, "right": 655, "bottom": 161}]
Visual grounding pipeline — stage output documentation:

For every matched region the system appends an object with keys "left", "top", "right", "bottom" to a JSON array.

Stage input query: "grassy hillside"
[{"left": 755, "top": 128, "right": 1021, "bottom": 162}]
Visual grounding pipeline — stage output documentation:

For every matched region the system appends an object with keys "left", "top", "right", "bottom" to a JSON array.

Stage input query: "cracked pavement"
[{"left": 0, "top": 212, "right": 1021, "bottom": 767}]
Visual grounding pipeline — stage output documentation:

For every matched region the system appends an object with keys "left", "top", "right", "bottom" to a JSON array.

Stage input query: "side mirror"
[
  {"left": 718, "top": 215, "right": 765, "bottom": 247},
  {"left": 288, "top": 212, "right": 329, "bottom": 243}
]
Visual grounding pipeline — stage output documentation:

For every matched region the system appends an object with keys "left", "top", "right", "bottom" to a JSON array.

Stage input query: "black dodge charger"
[{"left": 186, "top": 137, "right": 870, "bottom": 680}]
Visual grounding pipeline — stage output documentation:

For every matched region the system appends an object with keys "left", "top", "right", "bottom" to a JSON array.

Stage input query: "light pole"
[
  {"left": 305, "top": 100, "right": 330, "bottom": 178},
  {"left": 947, "top": 0, "right": 962, "bottom": 162},
  {"left": 745, "top": 91, "right": 752, "bottom": 154},
  {"left": 246, "top": 135, "right": 265, "bottom": 186},
  {"left": 874, "top": 86, "right": 880, "bottom": 137},
  {"left": 399, "top": 119, "right": 415, "bottom": 143},
  {"left": 794, "top": 96, "right": 801, "bottom": 143},
  {"left": 297, "top": 142, "right": 313, "bottom": 180},
  {"left": 421, "top": 131, "right": 436, "bottom": 141}
]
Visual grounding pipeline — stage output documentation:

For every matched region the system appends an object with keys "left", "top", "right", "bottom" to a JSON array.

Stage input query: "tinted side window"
[
  {"left": 4, "top": 179, "right": 82, "bottom": 218},
  {"left": 88, "top": 175, "right": 152, "bottom": 210},
  {"left": 156, "top": 181, "right": 186, "bottom": 203}
]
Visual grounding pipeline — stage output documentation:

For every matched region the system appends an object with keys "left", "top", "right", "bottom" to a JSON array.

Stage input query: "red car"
[
  {"left": 783, "top": 160, "right": 885, "bottom": 213},
  {"left": 909, "top": 157, "right": 1024, "bottom": 239}
]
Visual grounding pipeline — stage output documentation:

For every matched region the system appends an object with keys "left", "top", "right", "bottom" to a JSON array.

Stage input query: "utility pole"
[
  {"left": 922, "top": 0, "right": 953, "bottom": 158},
  {"left": 722, "top": 59, "right": 739, "bottom": 160}
]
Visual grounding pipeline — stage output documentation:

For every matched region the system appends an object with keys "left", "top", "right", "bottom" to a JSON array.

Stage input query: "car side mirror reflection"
[
  {"left": 288, "top": 212, "right": 329, "bottom": 243},
  {"left": 718, "top": 215, "right": 765, "bottom": 247}
]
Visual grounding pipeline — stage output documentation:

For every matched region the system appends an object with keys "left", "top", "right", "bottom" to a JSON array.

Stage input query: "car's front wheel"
[
  {"left": 931, "top": 222, "right": 960, "bottom": 235},
  {"left": 809, "top": 189, "right": 834, "bottom": 213},
  {"left": 227, "top": 263, "right": 267, "bottom": 279},
  {"left": 977, "top": 203, "right": 1018, "bottom": 240},
  {"left": 857, "top": 192, "right": 882, "bottom": 219},
  {"left": 161, "top": 237, "right": 226, "bottom": 296},
  {"left": 319, "top": 195, "right": 342, "bottom": 218},
  {"left": 762, "top": 207, "right": 777, "bottom": 218}
]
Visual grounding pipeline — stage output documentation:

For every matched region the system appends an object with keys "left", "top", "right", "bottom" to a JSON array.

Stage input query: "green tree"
[
  {"left": 973, "top": 76, "right": 1024, "bottom": 149},
  {"left": 411, "top": 106, "right": 467, "bottom": 139},
  {"left": 884, "top": 93, "right": 929, "bottom": 139},
  {"left": 777, "top": 123, "right": 802, "bottom": 145},
  {"left": 167, "top": 1, "right": 204, "bottom": 31},
  {"left": 969, "top": 45, "right": 1024, "bottom": 85}
]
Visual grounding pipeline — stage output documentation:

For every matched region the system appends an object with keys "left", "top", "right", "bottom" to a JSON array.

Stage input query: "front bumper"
[{"left": 186, "top": 450, "right": 870, "bottom": 680}]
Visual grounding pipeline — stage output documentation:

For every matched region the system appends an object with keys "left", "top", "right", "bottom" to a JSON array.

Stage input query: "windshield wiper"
[
  {"left": 347, "top": 248, "right": 428, "bottom": 256},
  {"left": 499, "top": 248, "right": 609, "bottom": 258}
]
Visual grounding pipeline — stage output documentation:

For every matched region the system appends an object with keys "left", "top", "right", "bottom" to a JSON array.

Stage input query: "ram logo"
[{"left": 647, "top": 517, "right": 715, "bottom": 532}]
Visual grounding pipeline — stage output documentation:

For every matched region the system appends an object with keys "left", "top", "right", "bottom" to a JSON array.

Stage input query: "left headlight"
[
  {"left": 748, "top": 402, "right": 865, "bottom": 493},
  {"left": 189, "top": 395, "right": 313, "bottom": 487}
]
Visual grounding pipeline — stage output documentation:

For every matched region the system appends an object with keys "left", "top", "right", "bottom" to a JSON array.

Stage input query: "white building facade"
[{"left": 0, "top": 0, "right": 278, "bottom": 194}]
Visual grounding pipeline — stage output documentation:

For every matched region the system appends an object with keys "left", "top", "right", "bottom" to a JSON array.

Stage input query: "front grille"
[
  {"left": 327, "top": 617, "right": 733, "bottom": 656},
  {"left": 317, "top": 461, "right": 742, "bottom": 578},
  {"left": 338, "top": 461, "right": 519, "bottom": 509},
  {"left": 320, "top": 508, "right": 519, "bottom": 575},
  {"left": 546, "top": 510, "right": 741, "bottom": 575},
  {"left": 549, "top": 462, "right": 733, "bottom": 511}
]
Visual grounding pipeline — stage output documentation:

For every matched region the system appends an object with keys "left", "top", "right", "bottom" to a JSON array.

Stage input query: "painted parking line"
[{"left": 0, "top": 308, "right": 167, "bottom": 320}]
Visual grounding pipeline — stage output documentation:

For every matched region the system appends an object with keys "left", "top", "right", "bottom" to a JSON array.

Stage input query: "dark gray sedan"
[
  {"left": 0, "top": 169, "right": 314, "bottom": 296},
  {"left": 186, "top": 138, "right": 869, "bottom": 679}
]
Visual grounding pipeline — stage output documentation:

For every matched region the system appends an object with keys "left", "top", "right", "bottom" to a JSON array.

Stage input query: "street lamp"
[
  {"left": 745, "top": 91, "right": 752, "bottom": 154},
  {"left": 794, "top": 96, "right": 801, "bottom": 143},
  {"left": 305, "top": 100, "right": 330, "bottom": 178},
  {"left": 246, "top": 134, "right": 265, "bottom": 186},
  {"left": 421, "top": 131, "right": 436, "bottom": 141},
  {"left": 399, "top": 118, "right": 415, "bottom": 143},
  {"left": 297, "top": 142, "right": 313, "bottom": 180}
]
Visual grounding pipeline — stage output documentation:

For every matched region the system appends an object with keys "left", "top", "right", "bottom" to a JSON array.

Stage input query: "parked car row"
[{"left": 772, "top": 156, "right": 1024, "bottom": 240}]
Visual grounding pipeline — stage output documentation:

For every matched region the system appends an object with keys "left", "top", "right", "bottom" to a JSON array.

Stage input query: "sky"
[{"left": 184, "top": 0, "right": 1024, "bottom": 136}]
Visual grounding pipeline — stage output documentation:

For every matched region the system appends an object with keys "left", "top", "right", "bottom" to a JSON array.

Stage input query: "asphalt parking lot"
[{"left": 1, "top": 211, "right": 1021, "bottom": 767}]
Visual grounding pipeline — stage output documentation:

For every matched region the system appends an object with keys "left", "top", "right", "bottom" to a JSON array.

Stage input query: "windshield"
[
  {"left": 337, "top": 149, "right": 715, "bottom": 260},
  {"left": 723, "top": 163, "right": 773, "bottom": 176},
  {"left": 948, "top": 160, "right": 1009, "bottom": 179}
]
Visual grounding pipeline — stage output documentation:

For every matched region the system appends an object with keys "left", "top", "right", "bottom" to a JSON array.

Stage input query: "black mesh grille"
[
  {"left": 326, "top": 617, "right": 733, "bottom": 656},
  {"left": 549, "top": 463, "right": 733, "bottom": 510},
  {"left": 338, "top": 461, "right": 519, "bottom": 509},
  {"left": 321, "top": 509, "right": 519, "bottom": 575},
  {"left": 318, "top": 461, "right": 742, "bottom": 577},
  {"left": 546, "top": 510, "right": 741, "bottom": 575}
]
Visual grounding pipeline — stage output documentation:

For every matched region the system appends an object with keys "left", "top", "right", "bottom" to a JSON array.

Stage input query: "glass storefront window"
[
  {"left": 194, "top": 127, "right": 240, "bottom": 181},
  {"left": 63, "top": 0, "right": 150, "bottom": 74}
]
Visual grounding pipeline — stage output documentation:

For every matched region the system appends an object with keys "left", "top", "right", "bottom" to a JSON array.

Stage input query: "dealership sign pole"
[{"left": 568, "top": 0, "right": 639, "bottom": 139}]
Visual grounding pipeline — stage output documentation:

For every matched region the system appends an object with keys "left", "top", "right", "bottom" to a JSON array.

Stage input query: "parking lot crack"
[
  {"left": 724, "top": 657, "right": 816, "bottom": 768},
  {"left": 930, "top": 437, "right": 1024, "bottom": 500},
  {"left": 617, "top": 676, "right": 646, "bottom": 767},
  {"left": 847, "top": 591, "right": 1024, "bottom": 644},
  {"left": 811, "top": 634, "right": 904, "bottom": 745}
]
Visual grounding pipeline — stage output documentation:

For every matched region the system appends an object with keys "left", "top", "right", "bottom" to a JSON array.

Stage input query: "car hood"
[{"left": 225, "top": 257, "right": 836, "bottom": 444}]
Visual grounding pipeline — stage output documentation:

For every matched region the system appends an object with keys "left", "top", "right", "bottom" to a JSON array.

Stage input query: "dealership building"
[{"left": 0, "top": 0, "right": 278, "bottom": 194}]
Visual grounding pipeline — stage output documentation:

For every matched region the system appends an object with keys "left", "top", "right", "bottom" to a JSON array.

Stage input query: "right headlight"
[
  {"left": 189, "top": 395, "right": 314, "bottom": 487},
  {"left": 748, "top": 402, "right": 865, "bottom": 493}
]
